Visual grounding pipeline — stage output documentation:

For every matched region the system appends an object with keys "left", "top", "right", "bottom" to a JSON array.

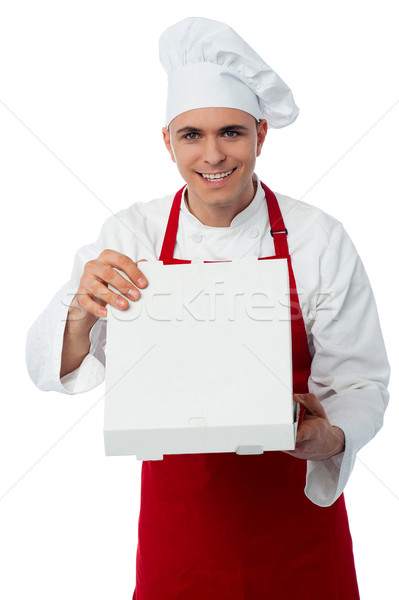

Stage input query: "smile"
[{"left": 199, "top": 169, "right": 235, "bottom": 180}]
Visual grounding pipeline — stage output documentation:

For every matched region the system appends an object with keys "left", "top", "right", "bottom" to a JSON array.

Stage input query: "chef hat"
[{"left": 159, "top": 17, "right": 299, "bottom": 128}]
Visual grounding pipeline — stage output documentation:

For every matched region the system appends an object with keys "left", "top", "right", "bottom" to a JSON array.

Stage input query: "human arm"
[
  {"left": 26, "top": 241, "right": 149, "bottom": 394},
  {"left": 298, "top": 222, "right": 390, "bottom": 506},
  {"left": 26, "top": 195, "right": 167, "bottom": 395}
]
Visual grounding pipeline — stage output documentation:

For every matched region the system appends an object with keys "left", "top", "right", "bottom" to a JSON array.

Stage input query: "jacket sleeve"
[
  {"left": 25, "top": 241, "right": 107, "bottom": 395},
  {"left": 304, "top": 222, "right": 390, "bottom": 506},
  {"left": 26, "top": 200, "right": 156, "bottom": 395}
]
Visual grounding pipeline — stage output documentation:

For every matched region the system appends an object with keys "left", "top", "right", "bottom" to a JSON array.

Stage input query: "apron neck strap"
[
  {"left": 159, "top": 185, "right": 185, "bottom": 263},
  {"left": 260, "top": 182, "right": 289, "bottom": 259},
  {"left": 159, "top": 182, "right": 289, "bottom": 263}
]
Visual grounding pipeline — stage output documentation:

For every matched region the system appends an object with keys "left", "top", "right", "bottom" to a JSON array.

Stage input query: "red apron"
[{"left": 132, "top": 182, "right": 359, "bottom": 599}]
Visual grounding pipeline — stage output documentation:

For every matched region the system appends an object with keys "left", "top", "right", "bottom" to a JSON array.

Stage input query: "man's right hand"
[
  {"left": 70, "top": 249, "right": 148, "bottom": 321},
  {"left": 60, "top": 250, "right": 148, "bottom": 378}
]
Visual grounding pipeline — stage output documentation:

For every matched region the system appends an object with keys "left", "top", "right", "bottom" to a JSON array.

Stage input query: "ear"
[
  {"left": 162, "top": 127, "right": 176, "bottom": 163},
  {"left": 256, "top": 119, "right": 268, "bottom": 157}
]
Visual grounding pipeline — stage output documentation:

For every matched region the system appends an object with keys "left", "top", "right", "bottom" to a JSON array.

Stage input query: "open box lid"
[{"left": 104, "top": 256, "right": 295, "bottom": 459}]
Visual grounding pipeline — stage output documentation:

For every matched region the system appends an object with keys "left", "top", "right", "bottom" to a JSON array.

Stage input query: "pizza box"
[{"left": 104, "top": 256, "right": 297, "bottom": 459}]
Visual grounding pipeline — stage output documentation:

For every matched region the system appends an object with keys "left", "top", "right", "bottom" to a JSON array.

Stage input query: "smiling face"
[{"left": 162, "top": 107, "right": 267, "bottom": 226}]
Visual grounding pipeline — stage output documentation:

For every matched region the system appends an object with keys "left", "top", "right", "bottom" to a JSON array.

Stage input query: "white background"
[{"left": 0, "top": 1, "right": 398, "bottom": 598}]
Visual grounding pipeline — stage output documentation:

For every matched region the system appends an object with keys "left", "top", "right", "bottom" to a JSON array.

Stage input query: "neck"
[{"left": 185, "top": 176, "right": 258, "bottom": 227}]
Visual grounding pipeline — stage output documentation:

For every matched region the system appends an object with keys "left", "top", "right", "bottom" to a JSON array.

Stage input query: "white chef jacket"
[{"left": 25, "top": 175, "right": 390, "bottom": 508}]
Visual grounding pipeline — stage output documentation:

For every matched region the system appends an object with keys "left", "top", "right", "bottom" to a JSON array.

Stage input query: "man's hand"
[
  {"left": 70, "top": 250, "right": 148, "bottom": 321},
  {"left": 60, "top": 250, "right": 148, "bottom": 378},
  {"left": 283, "top": 393, "right": 345, "bottom": 461}
]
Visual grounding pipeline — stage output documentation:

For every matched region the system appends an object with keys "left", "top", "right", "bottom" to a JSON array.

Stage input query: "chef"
[{"left": 26, "top": 17, "right": 390, "bottom": 600}]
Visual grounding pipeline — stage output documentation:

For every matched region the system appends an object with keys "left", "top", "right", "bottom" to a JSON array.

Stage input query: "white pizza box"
[{"left": 104, "top": 256, "right": 297, "bottom": 459}]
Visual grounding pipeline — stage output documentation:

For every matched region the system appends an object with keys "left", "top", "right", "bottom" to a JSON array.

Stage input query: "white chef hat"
[{"left": 159, "top": 17, "right": 299, "bottom": 128}]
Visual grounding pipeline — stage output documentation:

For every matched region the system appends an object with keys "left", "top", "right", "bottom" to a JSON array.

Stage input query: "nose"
[{"left": 203, "top": 136, "right": 226, "bottom": 165}]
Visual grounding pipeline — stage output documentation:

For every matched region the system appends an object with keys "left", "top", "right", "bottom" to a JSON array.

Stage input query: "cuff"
[
  {"left": 60, "top": 352, "right": 105, "bottom": 394},
  {"left": 302, "top": 387, "right": 387, "bottom": 507},
  {"left": 59, "top": 318, "right": 106, "bottom": 394},
  {"left": 304, "top": 428, "right": 356, "bottom": 507}
]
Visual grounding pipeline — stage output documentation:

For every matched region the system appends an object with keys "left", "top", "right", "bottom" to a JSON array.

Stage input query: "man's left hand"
[{"left": 283, "top": 393, "right": 345, "bottom": 461}]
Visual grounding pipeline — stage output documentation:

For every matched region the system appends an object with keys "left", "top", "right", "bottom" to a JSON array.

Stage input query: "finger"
[
  {"left": 79, "top": 292, "right": 108, "bottom": 318},
  {"left": 95, "top": 264, "right": 142, "bottom": 299},
  {"left": 68, "top": 292, "right": 105, "bottom": 322},
  {"left": 99, "top": 250, "right": 148, "bottom": 288},
  {"left": 81, "top": 267, "right": 134, "bottom": 310},
  {"left": 83, "top": 262, "right": 141, "bottom": 304},
  {"left": 88, "top": 278, "right": 133, "bottom": 311},
  {"left": 293, "top": 393, "right": 327, "bottom": 419},
  {"left": 295, "top": 420, "right": 313, "bottom": 444}
]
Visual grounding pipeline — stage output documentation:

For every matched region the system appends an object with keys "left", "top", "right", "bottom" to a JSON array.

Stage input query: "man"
[{"left": 26, "top": 17, "right": 389, "bottom": 599}]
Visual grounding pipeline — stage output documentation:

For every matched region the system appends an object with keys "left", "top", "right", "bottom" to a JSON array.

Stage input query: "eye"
[
  {"left": 223, "top": 130, "right": 239, "bottom": 138},
  {"left": 183, "top": 132, "right": 199, "bottom": 140}
]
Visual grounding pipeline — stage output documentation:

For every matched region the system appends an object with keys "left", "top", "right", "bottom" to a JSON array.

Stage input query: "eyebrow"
[{"left": 175, "top": 124, "right": 250, "bottom": 135}]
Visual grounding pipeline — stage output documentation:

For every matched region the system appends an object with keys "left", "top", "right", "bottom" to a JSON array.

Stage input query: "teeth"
[{"left": 201, "top": 169, "right": 233, "bottom": 180}]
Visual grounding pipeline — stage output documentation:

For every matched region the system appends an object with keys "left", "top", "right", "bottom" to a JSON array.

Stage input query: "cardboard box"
[{"left": 104, "top": 257, "right": 297, "bottom": 459}]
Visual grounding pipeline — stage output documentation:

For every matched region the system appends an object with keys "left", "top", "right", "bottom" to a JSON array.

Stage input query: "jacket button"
[
  {"left": 248, "top": 227, "right": 259, "bottom": 239},
  {"left": 192, "top": 232, "right": 202, "bottom": 243}
]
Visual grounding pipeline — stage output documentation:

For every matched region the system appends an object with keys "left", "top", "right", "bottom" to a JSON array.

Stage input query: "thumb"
[{"left": 294, "top": 393, "right": 327, "bottom": 419}]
